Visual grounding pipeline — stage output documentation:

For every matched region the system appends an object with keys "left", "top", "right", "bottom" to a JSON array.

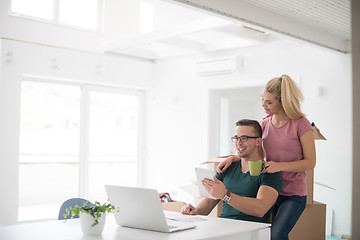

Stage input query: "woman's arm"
[
  {"left": 216, "top": 155, "right": 241, "bottom": 173},
  {"left": 263, "top": 130, "right": 316, "bottom": 173}
]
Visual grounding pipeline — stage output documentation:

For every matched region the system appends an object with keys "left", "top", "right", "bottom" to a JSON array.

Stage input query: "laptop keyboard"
[{"left": 168, "top": 225, "right": 178, "bottom": 230}]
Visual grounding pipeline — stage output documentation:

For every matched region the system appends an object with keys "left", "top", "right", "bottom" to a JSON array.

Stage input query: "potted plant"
[{"left": 63, "top": 200, "right": 116, "bottom": 236}]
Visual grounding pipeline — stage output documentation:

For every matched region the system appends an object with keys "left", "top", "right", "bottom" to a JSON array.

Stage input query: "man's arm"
[
  {"left": 226, "top": 185, "right": 278, "bottom": 218},
  {"left": 202, "top": 177, "right": 278, "bottom": 218},
  {"left": 181, "top": 197, "right": 220, "bottom": 216}
]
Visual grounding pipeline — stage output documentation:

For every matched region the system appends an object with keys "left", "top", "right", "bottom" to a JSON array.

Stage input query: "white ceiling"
[
  {"left": 172, "top": 0, "right": 351, "bottom": 53},
  {"left": 242, "top": 0, "right": 351, "bottom": 40},
  {"left": 103, "top": 13, "right": 272, "bottom": 60},
  {"left": 103, "top": 0, "right": 351, "bottom": 60}
]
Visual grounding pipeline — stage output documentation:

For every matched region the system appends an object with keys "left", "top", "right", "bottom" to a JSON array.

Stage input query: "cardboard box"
[
  {"left": 289, "top": 201, "right": 326, "bottom": 240},
  {"left": 312, "top": 123, "right": 326, "bottom": 140},
  {"left": 202, "top": 156, "right": 231, "bottom": 174},
  {"left": 162, "top": 201, "right": 186, "bottom": 212},
  {"left": 306, "top": 169, "right": 314, "bottom": 204}
]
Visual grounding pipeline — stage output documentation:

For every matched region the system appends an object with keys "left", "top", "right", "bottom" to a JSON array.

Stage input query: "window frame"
[{"left": 79, "top": 84, "right": 145, "bottom": 197}]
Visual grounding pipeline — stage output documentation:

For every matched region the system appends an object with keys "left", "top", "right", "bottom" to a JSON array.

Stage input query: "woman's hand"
[
  {"left": 263, "top": 161, "right": 281, "bottom": 173},
  {"left": 216, "top": 155, "right": 240, "bottom": 173}
]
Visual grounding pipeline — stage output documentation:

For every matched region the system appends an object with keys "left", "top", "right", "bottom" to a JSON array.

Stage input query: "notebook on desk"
[{"left": 105, "top": 185, "right": 197, "bottom": 233}]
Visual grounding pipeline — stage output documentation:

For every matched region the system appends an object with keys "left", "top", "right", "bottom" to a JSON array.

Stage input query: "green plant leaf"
[{"left": 63, "top": 200, "right": 116, "bottom": 227}]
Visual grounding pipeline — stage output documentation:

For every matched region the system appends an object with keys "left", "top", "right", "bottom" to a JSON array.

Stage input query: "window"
[
  {"left": 11, "top": 0, "right": 54, "bottom": 20},
  {"left": 18, "top": 80, "right": 143, "bottom": 221},
  {"left": 87, "top": 89, "right": 140, "bottom": 199},
  {"left": 59, "top": 0, "right": 99, "bottom": 30},
  {"left": 19, "top": 82, "right": 80, "bottom": 221},
  {"left": 140, "top": 1, "right": 154, "bottom": 33},
  {"left": 10, "top": 0, "right": 102, "bottom": 31}
]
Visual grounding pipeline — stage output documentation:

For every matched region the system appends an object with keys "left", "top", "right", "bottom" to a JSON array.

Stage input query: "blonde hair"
[{"left": 264, "top": 74, "right": 305, "bottom": 119}]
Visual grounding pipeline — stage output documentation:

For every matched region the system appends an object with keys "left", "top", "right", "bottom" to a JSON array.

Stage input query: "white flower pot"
[{"left": 79, "top": 212, "right": 106, "bottom": 236}]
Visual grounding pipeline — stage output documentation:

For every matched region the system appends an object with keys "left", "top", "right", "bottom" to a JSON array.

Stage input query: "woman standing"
[{"left": 217, "top": 74, "right": 316, "bottom": 240}]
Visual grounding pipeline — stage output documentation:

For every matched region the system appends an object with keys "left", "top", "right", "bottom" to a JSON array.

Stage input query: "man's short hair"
[{"left": 235, "top": 119, "right": 262, "bottom": 137}]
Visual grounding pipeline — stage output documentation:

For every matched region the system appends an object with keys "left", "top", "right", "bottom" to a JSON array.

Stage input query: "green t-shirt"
[{"left": 215, "top": 160, "right": 282, "bottom": 223}]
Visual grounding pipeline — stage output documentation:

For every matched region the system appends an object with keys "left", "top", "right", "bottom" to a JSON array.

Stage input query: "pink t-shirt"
[{"left": 261, "top": 116, "right": 312, "bottom": 196}]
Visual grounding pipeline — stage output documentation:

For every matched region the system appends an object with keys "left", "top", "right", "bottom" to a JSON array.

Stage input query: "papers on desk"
[{"left": 166, "top": 214, "right": 208, "bottom": 223}]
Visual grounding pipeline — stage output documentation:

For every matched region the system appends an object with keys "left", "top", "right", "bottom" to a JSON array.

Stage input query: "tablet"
[{"left": 195, "top": 167, "right": 216, "bottom": 199}]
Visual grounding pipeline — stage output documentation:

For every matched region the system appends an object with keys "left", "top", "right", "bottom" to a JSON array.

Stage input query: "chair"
[{"left": 58, "top": 198, "right": 93, "bottom": 220}]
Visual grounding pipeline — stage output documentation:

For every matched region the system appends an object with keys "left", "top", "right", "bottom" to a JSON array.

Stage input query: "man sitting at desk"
[{"left": 181, "top": 119, "right": 282, "bottom": 223}]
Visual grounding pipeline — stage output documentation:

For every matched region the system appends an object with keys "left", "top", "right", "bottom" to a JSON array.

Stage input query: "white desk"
[{"left": 0, "top": 214, "right": 270, "bottom": 240}]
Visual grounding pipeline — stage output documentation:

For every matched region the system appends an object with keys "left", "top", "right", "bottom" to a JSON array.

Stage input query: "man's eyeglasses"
[{"left": 231, "top": 136, "right": 260, "bottom": 143}]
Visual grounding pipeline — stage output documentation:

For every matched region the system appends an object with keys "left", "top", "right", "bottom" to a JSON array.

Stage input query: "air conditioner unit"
[{"left": 196, "top": 56, "right": 243, "bottom": 77}]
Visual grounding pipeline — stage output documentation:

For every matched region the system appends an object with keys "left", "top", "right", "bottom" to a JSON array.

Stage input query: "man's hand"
[
  {"left": 201, "top": 177, "right": 227, "bottom": 199},
  {"left": 181, "top": 203, "right": 198, "bottom": 215}
]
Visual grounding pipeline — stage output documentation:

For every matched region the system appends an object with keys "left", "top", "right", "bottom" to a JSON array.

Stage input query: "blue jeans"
[{"left": 271, "top": 195, "right": 307, "bottom": 240}]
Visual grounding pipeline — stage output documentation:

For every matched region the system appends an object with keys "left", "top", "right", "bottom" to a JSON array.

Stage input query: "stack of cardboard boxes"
[
  {"left": 290, "top": 123, "right": 326, "bottom": 240},
  {"left": 289, "top": 169, "right": 326, "bottom": 240},
  {"left": 181, "top": 156, "right": 326, "bottom": 240},
  {"left": 162, "top": 201, "right": 186, "bottom": 212}
]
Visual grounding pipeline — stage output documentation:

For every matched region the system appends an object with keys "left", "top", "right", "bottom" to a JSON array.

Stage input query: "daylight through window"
[{"left": 18, "top": 80, "right": 142, "bottom": 221}]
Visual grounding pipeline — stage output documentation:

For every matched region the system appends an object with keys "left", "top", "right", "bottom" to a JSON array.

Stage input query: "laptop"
[{"left": 105, "top": 185, "right": 197, "bottom": 233}]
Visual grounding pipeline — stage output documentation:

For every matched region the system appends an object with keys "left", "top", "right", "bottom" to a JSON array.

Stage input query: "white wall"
[
  {"left": 144, "top": 56, "right": 209, "bottom": 195},
  {"left": 145, "top": 42, "right": 352, "bottom": 237},
  {"left": 0, "top": 38, "right": 155, "bottom": 225},
  {"left": 300, "top": 46, "right": 352, "bottom": 237}
]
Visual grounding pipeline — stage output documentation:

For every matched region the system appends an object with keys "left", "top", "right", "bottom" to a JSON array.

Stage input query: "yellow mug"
[{"left": 248, "top": 160, "right": 264, "bottom": 176}]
